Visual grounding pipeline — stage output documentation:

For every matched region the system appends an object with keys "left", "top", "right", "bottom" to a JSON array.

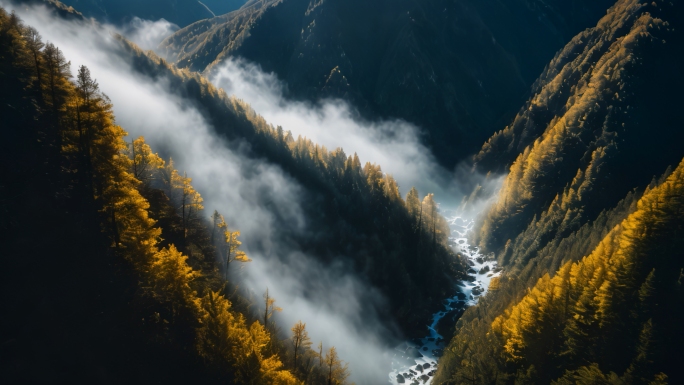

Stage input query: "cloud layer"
[
  {"left": 210, "top": 59, "right": 467, "bottom": 206},
  {"left": 2, "top": 2, "right": 404, "bottom": 381}
]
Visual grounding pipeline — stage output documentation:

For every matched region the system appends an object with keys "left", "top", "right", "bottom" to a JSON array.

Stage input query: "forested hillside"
[
  {"left": 0, "top": 9, "right": 345, "bottom": 384},
  {"left": 112, "top": 32, "right": 465, "bottom": 333},
  {"left": 476, "top": 0, "right": 684, "bottom": 268},
  {"left": 4, "top": 0, "right": 465, "bottom": 340},
  {"left": 159, "top": 0, "right": 615, "bottom": 167},
  {"left": 435, "top": 0, "right": 684, "bottom": 383},
  {"left": 436, "top": 158, "right": 684, "bottom": 384},
  {"left": 5, "top": 0, "right": 684, "bottom": 383}
]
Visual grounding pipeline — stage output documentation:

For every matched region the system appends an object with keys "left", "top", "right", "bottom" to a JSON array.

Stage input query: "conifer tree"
[
  {"left": 324, "top": 346, "right": 349, "bottom": 385},
  {"left": 150, "top": 245, "right": 199, "bottom": 323},
  {"left": 263, "top": 288, "right": 282, "bottom": 328},
  {"left": 127, "top": 136, "right": 164, "bottom": 189},
  {"left": 291, "top": 321, "right": 312, "bottom": 372}
]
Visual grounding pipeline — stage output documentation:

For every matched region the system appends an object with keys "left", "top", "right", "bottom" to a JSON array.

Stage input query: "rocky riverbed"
[{"left": 388, "top": 213, "right": 501, "bottom": 385}]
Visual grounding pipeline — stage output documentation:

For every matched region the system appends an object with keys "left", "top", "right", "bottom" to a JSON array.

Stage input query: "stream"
[{"left": 387, "top": 212, "right": 501, "bottom": 385}]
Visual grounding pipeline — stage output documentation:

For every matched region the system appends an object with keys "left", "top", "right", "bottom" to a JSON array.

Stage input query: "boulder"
[
  {"left": 423, "top": 363, "right": 431, "bottom": 369},
  {"left": 476, "top": 257, "right": 485, "bottom": 264},
  {"left": 478, "top": 265, "right": 490, "bottom": 274},
  {"left": 397, "top": 374, "right": 405, "bottom": 383},
  {"left": 416, "top": 364, "right": 423, "bottom": 372}
]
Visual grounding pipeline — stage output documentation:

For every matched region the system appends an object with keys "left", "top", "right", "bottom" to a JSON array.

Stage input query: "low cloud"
[
  {"left": 4, "top": 1, "right": 508, "bottom": 381},
  {"left": 118, "top": 16, "right": 179, "bottom": 52},
  {"left": 211, "top": 59, "right": 469, "bottom": 207},
  {"left": 3, "top": 2, "right": 396, "bottom": 382}
]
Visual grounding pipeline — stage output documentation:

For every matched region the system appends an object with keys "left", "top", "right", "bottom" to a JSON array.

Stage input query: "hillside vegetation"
[
  {"left": 0, "top": 9, "right": 348, "bottom": 384},
  {"left": 435, "top": 0, "right": 684, "bottom": 383},
  {"left": 159, "top": 0, "right": 615, "bottom": 168}
]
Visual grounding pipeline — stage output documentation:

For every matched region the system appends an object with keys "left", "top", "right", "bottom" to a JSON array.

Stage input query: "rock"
[
  {"left": 416, "top": 364, "right": 423, "bottom": 372},
  {"left": 476, "top": 257, "right": 484, "bottom": 264},
  {"left": 423, "top": 363, "right": 431, "bottom": 369},
  {"left": 421, "top": 374, "right": 429, "bottom": 382},
  {"left": 456, "top": 292, "right": 467, "bottom": 300},
  {"left": 409, "top": 369, "right": 417, "bottom": 375},
  {"left": 464, "top": 275, "right": 476, "bottom": 282},
  {"left": 467, "top": 259, "right": 475, "bottom": 266},
  {"left": 432, "top": 348, "right": 444, "bottom": 357},
  {"left": 467, "top": 268, "right": 477, "bottom": 274},
  {"left": 478, "top": 265, "right": 490, "bottom": 274},
  {"left": 397, "top": 374, "right": 405, "bottom": 383}
]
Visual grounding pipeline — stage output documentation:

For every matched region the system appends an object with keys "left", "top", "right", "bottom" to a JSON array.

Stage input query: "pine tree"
[
  {"left": 150, "top": 245, "right": 199, "bottom": 323},
  {"left": 291, "top": 321, "right": 312, "bottom": 372},
  {"left": 263, "top": 288, "right": 282, "bottom": 328},
  {"left": 324, "top": 346, "right": 349, "bottom": 385}
]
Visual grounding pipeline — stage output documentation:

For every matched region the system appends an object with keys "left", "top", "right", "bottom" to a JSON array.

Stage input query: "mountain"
[
  {"left": 115, "top": 36, "right": 465, "bottom": 334},
  {"left": 58, "top": 0, "right": 248, "bottom": 27},
  {"left": 0, "top": 6, "right": 353, "bottom": 384},
  {"left": 435, "top": 0, "right": 684, "bottom": 383},
  {"left": 159, "top": 0, "right": 616, "bottom": 168},
  {"left": 5, "top": 0, "right": 466, "bottom": 337}
]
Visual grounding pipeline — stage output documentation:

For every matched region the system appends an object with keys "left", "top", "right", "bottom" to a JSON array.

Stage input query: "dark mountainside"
[
  {"left": 0, "top": 7, "right": 349, "bottom": 384},
  {"left": 160, "top": 0, "right": 615, "bottom": 168},
  {"left": 0, "top": 8, "right": 285, "bottom": 383},
  {"left": 436, "top": 0, "right": 684, "bottom": 383},
  {"left": 3, "top": 0, "right": 684, "bottom": 384},
  {"left": 58, "top": 0, "right": 248, "bottom": 27},
  {"left": 5, "top": 0, "right": 466, "bottom": 340},
  {"left": 112, "top": 36, "right": 465, "bottom": 335}
]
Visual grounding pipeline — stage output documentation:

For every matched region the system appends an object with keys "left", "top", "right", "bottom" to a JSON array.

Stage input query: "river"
[{"left": 387, "top": 211, "right": 501, "bottom": 384}]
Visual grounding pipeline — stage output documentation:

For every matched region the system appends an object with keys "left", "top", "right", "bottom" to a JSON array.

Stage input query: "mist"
[
  {"left": 118, "top": 17, "right": 179, "bottom": 52},
  {"left": 2, "top": 2, "right": 401, "bottom": 381},
  {"left": 210, "top": 59, "right": 471, "bottom": 207},
  {"left": 2, "top": 1, "right": 509, "bottom": 381}
]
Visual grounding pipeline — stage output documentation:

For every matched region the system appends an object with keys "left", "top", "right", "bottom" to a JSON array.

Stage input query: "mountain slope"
[
  {"left": 58, "top": 0, "right": 248, "bottom": 27},
  {"left": 476, "top": 0, "right": 684, "bottom": 263},
  {"left": 160, "top": 0, "right": 616, "bottom": 168},
  {"left": 0, "top": 8, "right": 349, "bottom": 383},
  {"left": 434, "top": 0, "right": 684, "bottom": 383},
  {"left": 436, "top": 157, "right": 684, "bottom": 384},
  {"left": 20, "top": 0, "right": 466, "bottom": 335}
]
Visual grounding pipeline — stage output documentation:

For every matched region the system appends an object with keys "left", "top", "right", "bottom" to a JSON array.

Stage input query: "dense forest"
[
  {"left": 159, "top": 0, "right": 617, "bottom": 168},
  {"left": 0, "top": 9, "right": 356, "bottom": 383},
  {"left": 112, "top": 30, "right": 466, "bottom": 334},
  {"left": 3, "top": 0, "right": 684, "bottom": 383},
  {"left": 435, "top": 0, "right": 684, "bottom": 383},
  {"left": 436, "top": 159, "right": 684, "bottom": 384}
]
